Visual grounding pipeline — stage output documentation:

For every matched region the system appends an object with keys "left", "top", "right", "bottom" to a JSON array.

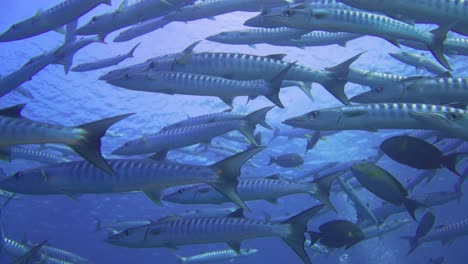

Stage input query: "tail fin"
[
  {"left": 65, "top": 20, "right": 78, "bottom": 44},
  {"left": 266, "top": 62, "right": 296, "bottom": 108},
  {"left": 310, "top": 171, "right": 343, "bottom": 212},
  {"left": 270, "top": 127, "right": 281, "bottom": 142},
  {"left": 281, "top": 205, "right": 325, "bottom": 264},
  {"left": 403, "top": 198, "right": 425, "bottom": 221},
  {"left": 240, "top": 107, "right": 274, "bottom": 144},
  {"left": 305, "top": 132, "right": 320, "bottom": 154},
  {"left": 71, "top": 113, "right": 133, "bottom": 174},
  {"left": 209, "top": 147, "right": 266, "bottom": 211},
  {"left": 441, "top": 152, "right": 468, "bottom": 178},
  {"left": 428, "top": 25, "right": 453, "bottom": 71},
  {"left": 267, "top": 156, "right": 276, "bottom": 166},
  {"left": 127, "top": 42, "right": 141, "bottom": 58},
  {"left": 322, "top": 52, "right": 364, "bottom": 105},
  {"left": 401, "top": 235, "right": 420, "bottom": 255}
]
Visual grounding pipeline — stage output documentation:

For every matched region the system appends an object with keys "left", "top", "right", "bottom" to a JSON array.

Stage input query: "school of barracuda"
[{"left": 1, "top": 0, "right": 468, "bottom": 263}]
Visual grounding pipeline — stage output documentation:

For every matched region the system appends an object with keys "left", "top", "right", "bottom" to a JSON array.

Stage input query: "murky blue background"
[{"left": 0, "top": 1, "right": 466, "bottom": 263}]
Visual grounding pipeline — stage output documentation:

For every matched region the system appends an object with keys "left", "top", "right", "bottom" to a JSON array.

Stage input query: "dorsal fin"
[
  {"left": 265, "top": 174, "right": 281, "bottom": 180},
  {"left": 227, "top": 208, "right": 244, "bottom": 218},
  {"left": 0, "top": 104, "right": 26, "bottom": 118},
  {"left": 265, "top": 54, "right": 287, "bottom": 60}
]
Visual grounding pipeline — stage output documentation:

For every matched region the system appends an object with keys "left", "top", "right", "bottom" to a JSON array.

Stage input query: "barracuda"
[
  {"left": 158, "top": 51, "right": 362, "bottom": 105},
  {"left": 76, "top": 0, "right": 196, "bottom": 36},
  {"left": 346, "top": 68, "right": 407, "bottom": 90},
  {"left": 268, "top": 31, "right": 363, "bottom": 48},
  {"left": 403, "top": 218, "right": 468, "bottom": 253},
  {"left": 255, "top": 6, "right": 452, "bottom": 70},
  {"left": 52, "top": 35, "right": 106, "bottom": 74},
  {"left": 351, "top": 77, "right": 468, "bottom": 105},
  {"left": 0, "top": 146, "right": 70, "bottom": 164},
  {"left": 164, "top": 172, "right": 342, "bottom": 211},
  {"left": 27, "top": 243, "right": 90, "bottom": 264},
  {"left": 206, "top": 28, "right": 311, "bottom": 47},
  {"left": 107, "top": 63, "right": 294, "bottom": 108},
  {"left": 389, "top": 52, "right": 451, "bottom": 76},
  {"left": 244, "top": 0, "right": 356, "bottom": 28},
  {"left": 106, "top": 205, "right": 324, "bottom": 264},
  {"left": 401, "top": 37, "right": 468, "bottom": 57},
  {"left": 283, "top": 103, "right": 468, "bottom": 140},
  {"left": 0, "top": 51, "right": 56, "bottom": 97},
  {"left": 0, "top": 147, "right": 264, "bottom": 211},
  {"left": 338, "top": 0, "right": 468, "bottom": 37},
  {"left": 71, "top": 43, "right": 141, "bottom": 72},
  {"left": 0, "top": 104, "right": 132, "bottom": 174},
  {"left": 337, "top": 177, "right": 378, "bottom": 226},
  {"left": 12, "top": 240, "right": 48, "bottom": 264},
  {"left": 112, "top": 107, "right": 272, "bottom": 157},
  {"left": 114, "top": 17, "right": 171, "bottom": 42},
  {"left": 175, "top": 248, "right": 258, "bottom": 264},
  {"left": 0, "top": 0, "right": 110, "bottom": 42}
]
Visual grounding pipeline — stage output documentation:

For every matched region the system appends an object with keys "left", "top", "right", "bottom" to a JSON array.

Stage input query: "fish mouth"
[
  {"left": 205, "top": 35, "right": 219, "bottom": 42},
  {"left": 282, "top": 115, "right": 309, "bottom": 128}
]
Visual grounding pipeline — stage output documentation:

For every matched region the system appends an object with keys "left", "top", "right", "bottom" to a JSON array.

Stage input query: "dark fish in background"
[
  {"left": 351, "top": 162, "right": 425, "bottom": 220},
  {"left": 371, "top": 191, "right": 461, "bottom": 223},
  {"left": 268, "top": 153, "right": 304, "bottom": 168},
  {"left": 402, "top": 212, "right": 436, "bottom": 255},
  {"left": 380, "top": 135, "right": 466, "bottom": 179},
  {"left": 308, "top": 220, "right": 365, "bottom": 249},
  {"left": 426, "top": 256, "right": 445, "bottom": 264}
]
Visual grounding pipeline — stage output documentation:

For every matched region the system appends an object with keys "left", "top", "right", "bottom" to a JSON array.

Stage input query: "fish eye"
[
  {"left": 11, "top": 24, "right": 17, "bottom": 30},
  {"left": 91, "top": 17, "right": 97, "bottom": 24},
  {"left": 283, "top": 9, "right": 295, "bottom": 17},
  {"left": 446, "top": 112, "right": 461, "bottom": 121},
  {"left": 220, "top": 32, "right": 227, "bottom": 36},
  {"left": 124, "top": 229, "right": 131, "bottom": 236},
  {"left": 373, "top": 87, "right": 383, "bottom": 93},
  {"left": 124, "top": 74, "right": 130, "bottom": 80},
  {"left": 307, "top": 111, "right": 319, "bottom": 119},
  {"left": 177, "top": 189, "right": 184, "bottom": 194}
]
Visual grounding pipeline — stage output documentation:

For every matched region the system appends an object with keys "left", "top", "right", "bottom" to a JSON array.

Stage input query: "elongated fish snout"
[{"left": 282, "top": 115, "right": 310, "bottom": 127}]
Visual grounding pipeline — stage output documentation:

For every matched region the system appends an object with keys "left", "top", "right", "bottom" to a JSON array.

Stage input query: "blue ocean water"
[{"left": 0, "top": 1, "right": 467, "bottom": 263}]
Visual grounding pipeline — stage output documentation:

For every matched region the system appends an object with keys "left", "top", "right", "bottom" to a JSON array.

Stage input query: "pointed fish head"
[
  {"left": 206, "top": 31, "right": 241, "bottom": 43},
  {"left": 163, "top": 185, "right": 214, "bottom": 204},
  {"left": 349, "top": 86, "right": 401, "bottom": 104},
  {"left": 105, "top": 225, "right": 158, "bottom": 248},
  {"left": 283, "top": 108, "right": 342, "bottom": 130},
  {"left": 246, "top": 5, "right": 313, "bottom": 29},
  {"left": 75, "top": 13, "right": 113, "bottom": 36},
  {"left": 0, "top": 171, "right": 50, "bottom": 194},
  {"left": 112, "top": 139, "right": 143, "bottom": 156}
]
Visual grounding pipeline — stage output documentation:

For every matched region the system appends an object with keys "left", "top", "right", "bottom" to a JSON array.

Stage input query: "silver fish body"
[
  {"left": 268, "top": 31, "right": 363, "bottom": 48},
  {"left": 176, "top": 248, "right": 258, "bottom": 264},
  {"left": 76, "top": 0, "right": 196, "bottom": 36},
  {"left": 71, "top": 43, "right": 141, "bottom": 72},
  {"left": 206, "top": 28, "right": 311, "bottom": 46},
  {"left": 389, "top": 52, "right": 451, "bottom": 76},
  {"left": 351, "top": 77, "right": 468, "bottom": 105},
  {"left": 283, "top": 103, "right": 468, "bottom": 140},
  {"left": 0, "top": 0, "right": 110, "bottom": 42},
  {"left": 255, "top": 6, "right": 451, "bottom": 70},
  {"left": 339, "top": 0, "right": 468, "bottom": 36}
]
